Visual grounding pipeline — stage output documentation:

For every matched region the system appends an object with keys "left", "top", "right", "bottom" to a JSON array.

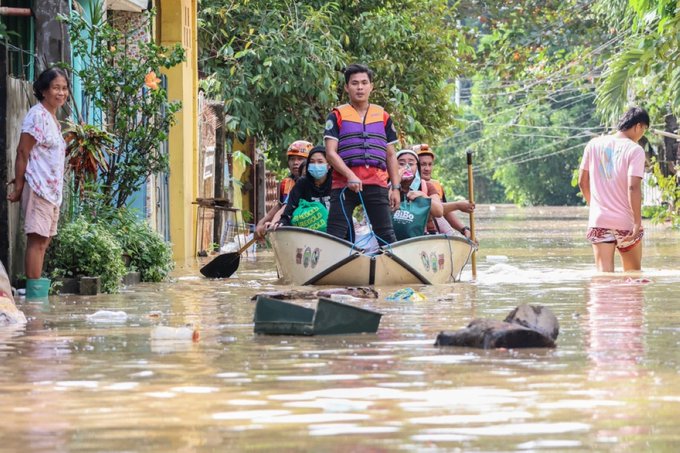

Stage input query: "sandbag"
[
  {"left": 291, "top": 199, "right": 328, "bottom": 232},
  {"left": 392, "top": 197, "right": 431, "bottom": 241}
]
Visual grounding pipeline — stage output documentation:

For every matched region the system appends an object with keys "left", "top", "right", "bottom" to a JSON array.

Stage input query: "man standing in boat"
[
  {"left": 324, "top": 64, "right": 400, "bottom": 243},
  {"left": 578, "top": 107, "right": 649, "bottom": 272},
  {"left": 415, "top": 144, "right": 475, "bottom": 238}
]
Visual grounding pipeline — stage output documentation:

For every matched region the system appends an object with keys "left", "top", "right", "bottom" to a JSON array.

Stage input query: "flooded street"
[{"left": 2, "top": 205, "right": 680, "bottom": 451}]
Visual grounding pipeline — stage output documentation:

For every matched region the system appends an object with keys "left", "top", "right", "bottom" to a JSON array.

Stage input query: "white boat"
[{"left": 268, "top": 226, "right": 476, "bottom": 286}]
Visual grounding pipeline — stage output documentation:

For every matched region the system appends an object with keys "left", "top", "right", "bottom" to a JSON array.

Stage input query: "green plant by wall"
[
  {"left": 647, "top": 160, "right": 680, "bottom": 229},
  {"left": 60, "top": 1, "right": 185, "bottom": 208},
  {"left": 63, "top": 121, "right": 113, "bottom": 197},
  {"left": 46, "top": 217, "right": 126, "bottom": 293},
  {"left": 106, "top": 209, "right": 175, "bottom": 282},
  {"left": 60, "top": 202, "right": 175, "bottom": 283}
]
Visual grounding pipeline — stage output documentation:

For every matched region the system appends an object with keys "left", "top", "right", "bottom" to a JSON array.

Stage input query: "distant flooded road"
[{"left": 1, "top": 205, "right": 679, "bottom": 451}]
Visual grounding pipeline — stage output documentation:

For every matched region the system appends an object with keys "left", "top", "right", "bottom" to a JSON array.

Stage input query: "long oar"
[
  {"left": 199, "top": 236, "right": 258, "bottom": 279},
  {"left": 467, "top": 150, "right": 477, "bottom": 279}
]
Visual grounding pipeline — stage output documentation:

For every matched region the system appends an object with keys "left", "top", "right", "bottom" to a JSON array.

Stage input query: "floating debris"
[
  {"left": 435, "top": 304, "right": 559, "bottom": 349},
  {"left": 86, "top": 310, "right": 128, "bottom": 323},
  {"left": 385, "top": 288, "right": 427, "bottom": 302},
  {"left": 150, "top": 325, "right": 200, "bottom": 342}
]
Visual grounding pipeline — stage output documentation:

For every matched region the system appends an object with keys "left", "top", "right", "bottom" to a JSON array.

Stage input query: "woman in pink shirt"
[
  {"left": 6, "top": 67, "right": 69, "bottom": 281},
  {"left": 578, "top": 107, "right": 649, "bottom": 272}
]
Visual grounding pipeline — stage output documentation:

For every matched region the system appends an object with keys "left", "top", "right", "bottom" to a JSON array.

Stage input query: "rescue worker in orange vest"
[
  {"left": 414, "top": 143, "right": 475, "bottom": 239},
  {"left": 255, "top": 140, "right": 312, "bottom": 239},
  {"left": 324, "top": 64, "right": 400, "bottom": 243}
]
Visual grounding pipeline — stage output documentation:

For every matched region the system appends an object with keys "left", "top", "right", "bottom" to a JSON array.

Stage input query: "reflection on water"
[
  {"left": 586, "top": 277, "right": 646, "bottom": 381},
  {"left": 1, "top": 206, "right": 679, "bottom": 451}
]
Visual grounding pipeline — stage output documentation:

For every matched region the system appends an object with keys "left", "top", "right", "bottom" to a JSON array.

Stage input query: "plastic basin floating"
[{"left": 253, "top": 296, "right": 382, "bottom": 336}]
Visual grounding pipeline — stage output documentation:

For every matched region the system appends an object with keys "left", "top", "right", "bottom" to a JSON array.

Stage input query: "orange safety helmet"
[
  {"left": 287, "top": 140, "right": 313, "bottom": 158},
  {"left": 413, "top": 143, "right": 434, "bottom": 158}
]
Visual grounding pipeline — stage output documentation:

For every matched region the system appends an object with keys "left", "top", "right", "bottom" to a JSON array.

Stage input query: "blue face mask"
[{"left": 307, "top": 163, "right": 328, "bottom": 180}]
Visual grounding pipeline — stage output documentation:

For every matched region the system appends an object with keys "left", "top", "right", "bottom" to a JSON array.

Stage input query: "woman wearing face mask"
[
  {"left": 392, "top": 150, "right": 443, "bottom": 239},
  {"left": 277, "top": 146, "right": 333, "bottom": 228}
]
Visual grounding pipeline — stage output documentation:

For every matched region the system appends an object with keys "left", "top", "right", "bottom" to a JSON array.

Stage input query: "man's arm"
[
  {"left": 444, "top": 211, "right": 471, "bottom": 238},
  {"left": 325, "top": 138, "right": 362, "bottom": 192},
  {"left": 255, "top": 203, "right": 282, "bottom": 239},
  {"left": 7, "top": 133, "right": 36, "bottom": 202},
  {"left": 438, "top": 188, "right": 472, "bottom": 238},
  {"left": 578, "top": 169, "right": 590, "bottom": 205},
  {"left": 278, "top": 182, "right": 303, "bottom": 226},
  {"left": 442, "top": 200, "right": 475, "bottom": 214},
  {"left": 625, "top": 175, "right": 642, "bottom": 240},
  {"left": 385, "top": 143, "right": 400, "bottom": 211}
]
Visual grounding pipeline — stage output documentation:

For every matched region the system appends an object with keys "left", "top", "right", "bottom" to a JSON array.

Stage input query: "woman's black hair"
[
  {"left": 617, "top": 107, "right": 650, "bottom": 131},
  {"left": 299, "top": 145, "right": 328, "bottom": 177},
  {"left": 306, "top": 145, "right": 326, "bottom": 164},
  {"left": 33, "top": 67, "right": 70, "bottom": 101},
  {"left": 342, "top": 63, "right": 373, "bottom": 84}
]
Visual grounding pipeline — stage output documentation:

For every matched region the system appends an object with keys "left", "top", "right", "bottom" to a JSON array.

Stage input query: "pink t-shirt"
[
  {"left": 22, "top": 103, "right": 66, "bottom": 206},
  {"left": 579, "top": 134, "right": 645, "bottom": 230}
]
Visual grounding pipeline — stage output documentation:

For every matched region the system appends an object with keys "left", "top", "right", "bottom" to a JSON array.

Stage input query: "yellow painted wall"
[
  {"left": 158, "top": 0, "right": 198, "bottom": 264},
  {"left": 231, "top": 138, "right": 252, "bottom": 225}
]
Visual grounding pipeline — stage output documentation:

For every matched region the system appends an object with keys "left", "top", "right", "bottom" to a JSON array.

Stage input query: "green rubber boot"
[{"left": 26, "top": 278, "right": 50, "bottom": 300}]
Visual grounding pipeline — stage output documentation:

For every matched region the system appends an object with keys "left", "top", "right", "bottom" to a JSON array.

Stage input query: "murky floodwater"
[{"left": 2, "top": 205, "right": 680, "bottom": 452}]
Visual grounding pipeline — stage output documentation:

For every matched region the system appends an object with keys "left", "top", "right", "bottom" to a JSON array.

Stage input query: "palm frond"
[{"left": 596, "top": 46, "right": 647, "bottom": 120}]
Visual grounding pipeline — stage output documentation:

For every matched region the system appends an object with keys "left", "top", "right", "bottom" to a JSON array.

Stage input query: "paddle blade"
[{"left": 199, "top": 252, "right": 241, "bottom": 279}]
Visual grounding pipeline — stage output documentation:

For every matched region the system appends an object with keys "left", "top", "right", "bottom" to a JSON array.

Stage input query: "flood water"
[{"left": 2, "top": 205, "right": 680, "bottom": 451}]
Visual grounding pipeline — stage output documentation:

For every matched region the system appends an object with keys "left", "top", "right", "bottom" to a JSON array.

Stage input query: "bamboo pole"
[{"left": 466, "top": 150, "right": 477, "bottom": 279}]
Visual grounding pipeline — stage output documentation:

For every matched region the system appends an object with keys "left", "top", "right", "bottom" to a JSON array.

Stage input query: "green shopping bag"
[
  {"left": 391, "top": 196, "right": 431, "bottom": 241},
  {"left": 291, "top": 199, "right": 328, "bottom": 231}
]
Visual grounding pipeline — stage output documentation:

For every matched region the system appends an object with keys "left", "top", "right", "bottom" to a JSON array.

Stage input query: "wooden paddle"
[
  {"left": 199, "top": 237, "right": 258, "bottom": 279},
  {"left": 467, "top": 150, "right": 477, "bottom": 279}
]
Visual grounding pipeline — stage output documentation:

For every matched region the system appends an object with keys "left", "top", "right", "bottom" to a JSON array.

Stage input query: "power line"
[
  {"left": 474, "top": 141, "right": 588, "bottom": 178},
  {"left": 439, "top": 90, "right": 598, "bottom": 154},
  {"left": 473, "top": 132, "right": 592, "bottom": 176},
  {"left": 435, "top": 37, "right": 627, "bottom": 150},
  {"left": 454, "top": 119, "right": 607, "bottom": 131}
]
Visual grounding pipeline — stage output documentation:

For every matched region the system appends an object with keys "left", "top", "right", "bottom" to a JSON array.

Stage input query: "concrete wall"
[
  {"left": 33, "top": 0, "right": 71, "bottom": 69},
  {"left": 1, "top": 0, "right": 71, "bottom": 279},
  {"left": 1, "top": 76, "right": 35, "bottom": 278}
]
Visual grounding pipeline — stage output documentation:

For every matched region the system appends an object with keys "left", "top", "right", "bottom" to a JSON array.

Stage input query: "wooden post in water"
[{"left": 467, "top": 150, "right": 477, "bottom": 279}]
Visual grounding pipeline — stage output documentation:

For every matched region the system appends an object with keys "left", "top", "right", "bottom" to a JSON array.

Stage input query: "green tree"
[
  {"left": 62, "top": 2, "right": 185, "bottom": 208},
  {"left": 435, "top": 1, "right": 614, "bottom": 205},
  {"left": 198, "top": 0, "right": 470, "bottom": 166},
  {"left": 595, "top": 0, "right": 679, "bottom": 221},
  {"left": 595, "top": 0, "right": 680, "bottom": 120},
  {"left": 334, "top": 0, "right": 471, "bottom": 142},
  {"left": 198, "top": 1, "right": 346, "bottom": 158}
]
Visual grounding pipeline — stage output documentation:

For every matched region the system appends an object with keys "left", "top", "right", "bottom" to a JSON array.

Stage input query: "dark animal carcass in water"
[{"left": 435, "top": 304, "right": 559, "bottom": 349}]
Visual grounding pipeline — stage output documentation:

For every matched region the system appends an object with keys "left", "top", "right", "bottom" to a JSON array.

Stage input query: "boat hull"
[{"left": 269, "top": 227, "right": 475, "bottom": 286}]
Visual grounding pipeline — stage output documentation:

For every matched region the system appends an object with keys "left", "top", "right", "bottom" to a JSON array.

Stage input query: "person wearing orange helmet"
[
  {"left": 255, "top": 140, "right": 312, "bottom": 240},
  {"left": 279, "top": 140, "right": 312, "bottom": 203},
  {"left": 415, "top": 144, "right": 475, "bottom": 238}
]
